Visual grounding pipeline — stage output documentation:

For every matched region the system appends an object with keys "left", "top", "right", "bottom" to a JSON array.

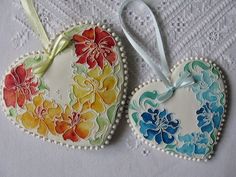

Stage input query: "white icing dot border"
[
  {"left": 0, "top": 21, "right": 128, "bottom": 151},
  {"left": 126, "top": 57, "right": 228, "bottom": 162}
]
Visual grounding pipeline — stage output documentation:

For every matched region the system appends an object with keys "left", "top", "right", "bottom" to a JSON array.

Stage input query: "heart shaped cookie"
[
  {"left": 0, "top": 23, "right": 128, "bottom": 149},
  {"left": 128, "top": 58, "right": 227, "bottom": 161}
]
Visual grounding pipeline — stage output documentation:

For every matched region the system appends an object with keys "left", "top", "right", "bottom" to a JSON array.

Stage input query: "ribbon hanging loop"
[
  {"left": 21, "top": 0, "right": 71, "bottom": 77},
  {"left": 119, "top": 0, "right": 195, "bottom": 103}
]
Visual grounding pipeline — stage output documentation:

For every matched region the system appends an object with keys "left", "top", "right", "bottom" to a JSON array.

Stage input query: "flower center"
[
  {"left": 85, "top": 79, "right": 99, "bottom": 92},
  {"left": 36, "top": 106, "right": 47, "bottom": 120},
  {"left": 89, "top": 42, "right": 98, "bottom": 49},
  {"left": 16, "top": 82, "right": 27, "bottom": 90},
  {"left": 205, "top": 112, "right": 213, "bottom": 122},
  {"left": 71, "top": 112, "right": 81, "bottom": 127},
  {"left": 22, "top": 87, "right": 30, "bottom": 95},
  {"left": 199, "top": 81, "right": 208, "bottom": 89},
  {"left": 88, "top": 42, "right": 107, "bottom": 57},
  {"left": 156, "top": 117, "right": 168, "bottom": 130}
]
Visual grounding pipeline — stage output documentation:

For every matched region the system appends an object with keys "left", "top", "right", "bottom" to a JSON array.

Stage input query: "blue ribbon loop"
[
  {"left": 157, "top": 71, "right": 195, "bottom": 102},
  {"left": 119, "top": 0, "right": 195, "bottom": 103}
]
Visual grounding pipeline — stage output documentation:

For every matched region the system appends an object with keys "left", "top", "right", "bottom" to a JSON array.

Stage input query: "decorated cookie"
[
  {"left": 128, "top": 58, "right": 227, "bottom": 161},
  {"left": 120, "top": 0, "right": 228, "bottom": 161},
  {"left": 0, "top": 0, "right": 127, "bottom": 149}
]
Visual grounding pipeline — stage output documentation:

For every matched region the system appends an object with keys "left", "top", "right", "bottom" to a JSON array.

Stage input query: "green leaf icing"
[
  {"left": 90, "top": 117, "right": 109, "bottom": 145},
  {"left": 107, "top": 105, "right": 117, "bottom": 123}
]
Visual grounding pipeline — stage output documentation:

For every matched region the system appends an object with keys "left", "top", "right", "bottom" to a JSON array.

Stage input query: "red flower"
[
  {"left": 73, "top": 26, "right": 117, "bottom": 69},
  {"left": 3, "top": 64, "right": 38, "bottom": 108}
]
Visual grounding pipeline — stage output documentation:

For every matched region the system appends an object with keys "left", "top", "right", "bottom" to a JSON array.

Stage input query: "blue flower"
[
  {"left": 176, "top": 132, "right": 210, "bottom": 157},
  {"left": 192, "top": 70, "right": 224, "bottom": 104},
  {"left": 139, "top": 108, "right": 180, "bottom": 144},
  {"left": 196, "top": 102, "right": 224, "bottom": 133}
]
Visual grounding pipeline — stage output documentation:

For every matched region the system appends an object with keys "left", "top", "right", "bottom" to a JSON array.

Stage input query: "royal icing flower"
[
  {"left": 55, "top": 105, "right": 96, "bottom": 142},
  {"left": 139, "top": 108, "right": 180, "bottom": 144},
  {"left": 73, "top": 27, "right": 117, "bottom": 69},
  {"left": 192, "top": 70, "right": 224, "bottom": 104},
  {"left": 196, "top": 102, "right": 223, "bottom": 133},
  {"left": 18, "top": 94, "right": 62, "bottom": 136},
  {"left": 3, "top": 64, "right": 38, "bottom": 108},
  {"left": 184, "top": 61, "right": 225, "bottom": 106},
  {"left": 72, "top": 64, "right": 118, "bottom": 113},
  {"left": 176, "top": 132, "right": 210, "bottom": 157}
]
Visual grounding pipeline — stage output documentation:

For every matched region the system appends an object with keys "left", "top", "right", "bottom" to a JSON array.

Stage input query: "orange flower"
[
  {"left": 55, "top": 105, "right": 96, "bottom": 142},
  {"left": 18, "top": 94, "right": 62, "bottom": 136}
]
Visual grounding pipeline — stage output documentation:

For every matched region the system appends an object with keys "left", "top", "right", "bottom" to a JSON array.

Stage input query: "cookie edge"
[
  {"left": 126, "top": 57, "right": 228, "bottom": 162},
  {"left": 0, "top": 21, "right": 129, "bottom": 151}
]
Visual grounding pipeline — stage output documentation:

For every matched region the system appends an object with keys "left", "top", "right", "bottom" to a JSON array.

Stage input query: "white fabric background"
[{"left": 0, "top": 0, "right": 236, "bottom": 177}]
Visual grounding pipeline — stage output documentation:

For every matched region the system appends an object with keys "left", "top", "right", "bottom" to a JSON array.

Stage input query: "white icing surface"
[
  {"left": 164, "top": 87, "right": 200, "bottom": 134},
  {"left": 43, "top": 47, "right": 74, "bottom": 106}
]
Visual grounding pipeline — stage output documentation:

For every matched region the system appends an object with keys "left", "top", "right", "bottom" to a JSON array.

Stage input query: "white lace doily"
[{"left": 0, "top": 0, "right": 236, "bottom": 177}]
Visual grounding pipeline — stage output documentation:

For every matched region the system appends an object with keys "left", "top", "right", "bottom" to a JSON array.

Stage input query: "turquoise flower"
[
  {"left": 196, "top": 102, "right": 224, "bottom": 133},
  {"left": 192, "top": 70, "right": 223, "bottom": 104},
  {"left": 139, "top": 108, "right": 180, "bottom": 144},
  {"left": 176, "top": 132, "right": 210, "bottom": 156}
]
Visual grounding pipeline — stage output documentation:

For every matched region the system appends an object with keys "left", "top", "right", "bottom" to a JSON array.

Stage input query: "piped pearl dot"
[{"left": 105, "top": 140, "right": 109, "bottom": 145}]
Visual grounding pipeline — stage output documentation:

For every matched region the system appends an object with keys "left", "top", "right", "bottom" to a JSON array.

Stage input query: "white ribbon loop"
[
  {"left": 119, "top": 0, "right": 171, "bottom": 87},
  {"left": 119, "top": 0, "right": 195, "bottom": 102}
]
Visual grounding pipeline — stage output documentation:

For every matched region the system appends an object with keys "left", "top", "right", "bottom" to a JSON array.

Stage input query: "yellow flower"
[
  {"left": 18, "top": 94, "right": 62, "bottom": 136},
  {"left": 72, "top": 64, "right": 118, "bottom": 113}
]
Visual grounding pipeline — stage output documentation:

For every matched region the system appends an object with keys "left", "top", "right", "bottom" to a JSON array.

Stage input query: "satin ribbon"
[
  {"left": 21, "top": 0, "right": 71, "bottom": 77},
  {"left": 119, "top": 0, "right": 195, "bottom": 103}
]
